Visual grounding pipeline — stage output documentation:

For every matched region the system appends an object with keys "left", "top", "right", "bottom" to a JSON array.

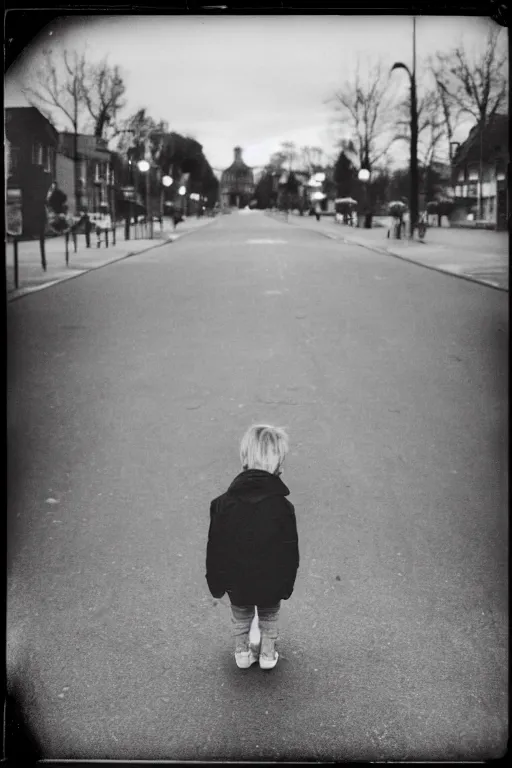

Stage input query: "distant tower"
[{"left": 220, "top": 146, "right": 255, "bottom": 209}]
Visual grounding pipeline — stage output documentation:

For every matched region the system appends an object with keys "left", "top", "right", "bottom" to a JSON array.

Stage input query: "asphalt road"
[{"left": 7, "top": 210, "right": 508, "bottom": 761}]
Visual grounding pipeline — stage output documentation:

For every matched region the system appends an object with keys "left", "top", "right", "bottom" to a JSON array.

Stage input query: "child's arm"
[
  {"left": 280, "top": 502, "right": 300, "bottom": 600},
  {"left": 205, "top": 501, "right": 227, "bottom": 599}
]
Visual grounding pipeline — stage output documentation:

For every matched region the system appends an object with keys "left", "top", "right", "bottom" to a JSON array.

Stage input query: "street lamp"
[
  {"left": 358, "top": 167, "right": 371, "bottom": 228},
  {"left": 178, "top": 184, "right": 186, "bottom": 216},
  {"left": 137, "top": 159, "right": 152, "bottom": 239},
  {"left": 391, "top": 15, "right": 418, "bottom": 238},
  {"left": 160, "top": 174, "right": 173, "bottom": 228}
]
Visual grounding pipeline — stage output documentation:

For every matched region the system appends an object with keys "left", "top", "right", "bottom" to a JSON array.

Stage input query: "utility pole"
[
  {"left": 478, "top": 117, "right": 484, "bottom": 221},
  {"left": 391, "top": 15, "right": 419, "bottom": 239},
  {"left": 73, "top": 88, "right": 80, "bottom": 215},
  {"left": 410, "top": 15, "right": 419, "bottom": 238}
]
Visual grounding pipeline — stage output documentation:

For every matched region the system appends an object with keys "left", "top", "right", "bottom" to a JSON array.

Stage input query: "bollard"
[
  {"left": 13, "top": 237, "right": 19, "bottom": 289},
  {"left": 112, "top": 225, "right": 116, "bottom": 246},
  {"left": 85, "top": 217, "right": 91, "bottom": 248},
  {"left": 65, "top": 232, "right": 69, "bottom": 266},
  {"left": 72, "top": 230, "right": 78, "bottom": 253},
  {"left": 105, "top": 228, "right": 109, "bottom": 248},
  {"left": 40, "top": 236, "right": 47, "bottom": 271}
]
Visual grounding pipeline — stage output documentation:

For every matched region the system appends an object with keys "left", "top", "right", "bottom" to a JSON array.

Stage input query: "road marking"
[
  {"left": 246, "top": 239, "right": 287, "bottom": 244},
  {"left": 264, "top": 290, "right": 282, "bottom": 295}
]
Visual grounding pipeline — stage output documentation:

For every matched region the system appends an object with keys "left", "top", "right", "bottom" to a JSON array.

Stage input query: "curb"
[
  {"left": 280, "top": 215, "right": 507, "bottom": 293},
  {"left": 340, "top": 235, "right": 508, "bottom": 293},
  {"left": 6, "top": 219, "right": 217, "bottom": 302}
]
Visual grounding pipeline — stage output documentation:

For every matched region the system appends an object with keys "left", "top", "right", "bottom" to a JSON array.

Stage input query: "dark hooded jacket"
[{"left": 206, "top": 469, "right": 299, "bottom": 606}]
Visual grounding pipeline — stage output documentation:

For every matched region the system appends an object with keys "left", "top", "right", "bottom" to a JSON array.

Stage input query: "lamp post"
[
  {"left": 178, "top": 185, "right": 186, "bottom": 217},
  {"left": 391, "top": 15, "right": 418, "bottom": 238},
  {"left": 162, "top": 174, "right": 172, "bottom": 227},
  {"left": 137, "top": 159, "right": 152, "bottom": 239},
  {"left": 358, "top": 167, "right": 370, "bottom": 228}
]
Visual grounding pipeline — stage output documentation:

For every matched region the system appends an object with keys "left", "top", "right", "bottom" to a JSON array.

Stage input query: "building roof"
[
  {"left": 59, "top": 132, "right": 111, "bottom": 161},
  {"left": 222, "top": 146, "right": 253, "bottom": 176},
  {"left": 453, "top": 113, "right": 509, "bottom": 168},
  {"left": 5, "top": 106, "right": 59, "bottom": 146}
]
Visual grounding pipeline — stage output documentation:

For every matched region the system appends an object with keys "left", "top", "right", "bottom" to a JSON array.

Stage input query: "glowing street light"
[
  {"left": 162, "top": 175, "right": 173, "bottom": 187},
  {"left": 358, "top": 167, "right": 371, "bottom": 228},
  {"left": 178, "top": 185, "right": 186, "bottom": 195},
  {"left": 136, "top": 159, "right": 152, "bottom": 238}
]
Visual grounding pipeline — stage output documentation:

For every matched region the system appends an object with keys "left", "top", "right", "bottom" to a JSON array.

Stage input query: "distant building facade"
[
  {"left": 220, "top": 146, "right": 255, "bottom": 208},
  {"left": 58, "top": 132, "right": 114, "bottom": 215},
  {"left": 451, "top": 114, "right": 508, "bottom": 230}
]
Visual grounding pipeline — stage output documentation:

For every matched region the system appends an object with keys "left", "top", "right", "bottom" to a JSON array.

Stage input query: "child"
[{"left": 206, "top": 425, "right": 299, "bottom": 670}]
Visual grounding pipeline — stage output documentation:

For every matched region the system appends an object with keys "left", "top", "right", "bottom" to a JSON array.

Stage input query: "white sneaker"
[
  {"left": 235, "top": 645, "right": 258, "bottom": 669},
  {"left": 259, "top": 638, "right": 279, "bottom": 670}
]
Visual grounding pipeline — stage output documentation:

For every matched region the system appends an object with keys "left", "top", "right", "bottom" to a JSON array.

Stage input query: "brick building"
[
  {"left": 58, "top": 132, "right": 114, "bottom": 215},
  {"left": 5, "top": 106, "right": 59, "bottom": 237}
]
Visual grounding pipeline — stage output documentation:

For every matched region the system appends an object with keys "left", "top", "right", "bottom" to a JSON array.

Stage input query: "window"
[
  {"left": 8, "top": 145, "right": 20, "bottom": 174},
  {"left": 45, "top": 146, "right": 55, "bottom": 173},
  {"left": 32, "top": 141, "right": 43, "bottom": 165}
]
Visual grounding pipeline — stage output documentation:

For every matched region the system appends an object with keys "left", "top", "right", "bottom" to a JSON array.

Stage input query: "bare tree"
[
  {"left": 24, "top": 49, "right": 87, "bottom": 134},
  {"left": 328, "top": 59, "right": 398, "bottom": 172},
  {"left": 267, "top": 150, "right": 287, "bottom": 171},
  {"left": 280, "top": 141, "right": 297, "bottom": 171},
  {"left": 430, "top": 23, "right": 508, "bottom": 215},
  {"left": 116, "top": 109, "right": 156, "bottom": 158},
  {"left": 431, "top": 24, "right": 508, "bottom": 129},
  {"left": 82, "top": 58, "right": 126, "bottom": 140},
  {"left": 116, "top": 109, "right": 172, "bottom": 178},
  {"left": 299, "top": 146, "right": 314, "bottom": 172},
  {"left": 393, "top": 77, "right": 448, "bottom": 199}
]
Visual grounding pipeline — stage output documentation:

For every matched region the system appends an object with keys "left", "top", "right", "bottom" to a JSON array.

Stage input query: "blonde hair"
[{"left": 240, "top": 424, "right": 289, "bottom": 474}]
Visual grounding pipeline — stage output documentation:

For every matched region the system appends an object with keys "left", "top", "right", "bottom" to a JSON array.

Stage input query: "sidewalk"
[
  {"left": 5, "top": 216, "right": 217, "bottom": 301},
  {"left": 283, "top": 212, "right": 508, "bottom": 292}
]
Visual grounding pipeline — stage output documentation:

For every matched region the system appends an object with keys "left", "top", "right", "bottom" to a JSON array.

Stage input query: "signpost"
[
  {"left": 7, "top": 189, "right": 22, "bottom": 289},
  {"left": 122, "top": 186, "right": 135, "bottom": 240},
  {"left": 6, "top": 188, "right": 23, "bottom": 237}
]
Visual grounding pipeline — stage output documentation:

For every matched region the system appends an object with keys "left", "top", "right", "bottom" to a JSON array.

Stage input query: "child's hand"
[{"left": 212, "top": 596, "right": 230, "bottom": 609}]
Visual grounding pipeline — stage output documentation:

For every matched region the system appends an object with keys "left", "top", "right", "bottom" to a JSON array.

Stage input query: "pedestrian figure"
[
  {"left": 206, "top": 425, "right": 299, "bottom": 670},
  {"left": 314, "top": 202, "right": 321, "bottom": 222}
]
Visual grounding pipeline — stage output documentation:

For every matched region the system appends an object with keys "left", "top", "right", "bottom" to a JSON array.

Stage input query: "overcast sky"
[{"left": 5, "top": 14, "right": 502, "bottom": 170}]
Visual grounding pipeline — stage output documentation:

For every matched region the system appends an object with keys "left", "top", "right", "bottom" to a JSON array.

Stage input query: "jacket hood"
[{"left": 227, "top": 469, "right": 290, "bottom": 503}]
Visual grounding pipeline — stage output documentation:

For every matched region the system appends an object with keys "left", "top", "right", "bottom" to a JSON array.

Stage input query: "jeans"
[{"left": 230, "top": 603, "right": 281, "bottom": 649}]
